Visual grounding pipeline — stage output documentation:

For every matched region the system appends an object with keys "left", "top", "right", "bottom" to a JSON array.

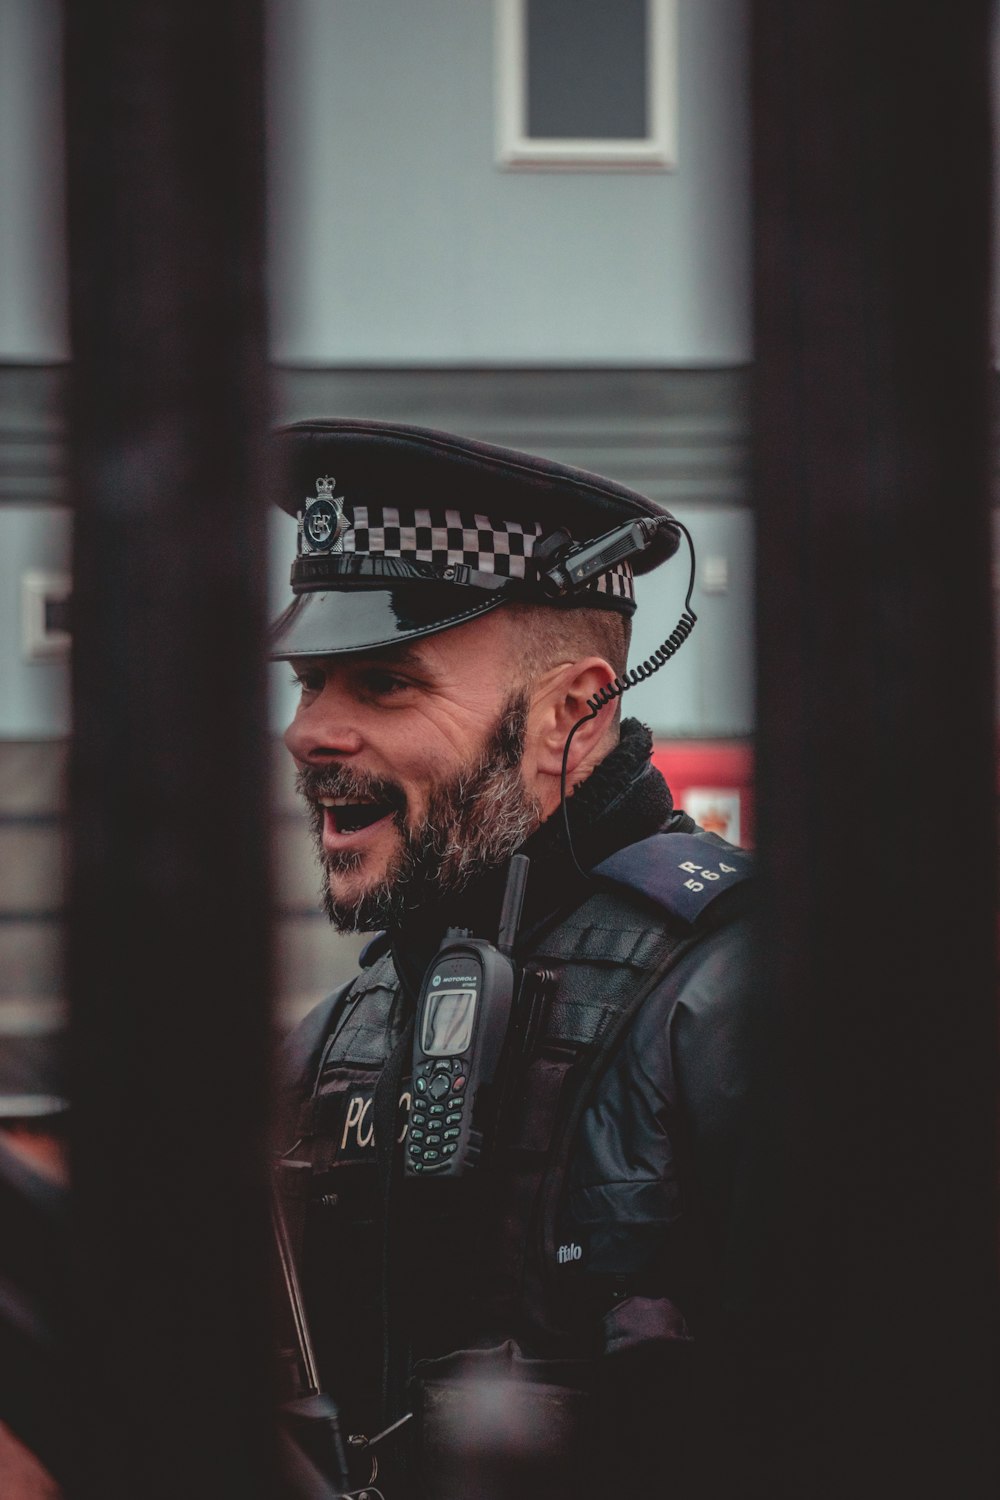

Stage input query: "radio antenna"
[{"left": 497, "top": 853, "right": 530, "bottom": 955}]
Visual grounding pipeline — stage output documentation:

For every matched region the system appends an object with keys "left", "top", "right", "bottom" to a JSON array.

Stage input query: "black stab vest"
[{"left": 278, "top": 831, "right": 751, "bottom": 1442}]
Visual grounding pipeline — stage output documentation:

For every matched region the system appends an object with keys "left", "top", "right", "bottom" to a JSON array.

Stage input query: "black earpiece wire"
[{"left": 560, "top": 520, "right": 698, "bottom": 880}]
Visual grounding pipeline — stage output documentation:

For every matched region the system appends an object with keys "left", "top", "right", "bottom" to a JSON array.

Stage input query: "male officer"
[{"left": 272, "top": 420, "right": 752, "bottom": 1499}]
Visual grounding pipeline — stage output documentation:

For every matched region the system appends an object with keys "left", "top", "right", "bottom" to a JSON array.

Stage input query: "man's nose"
[{"left": 283, "top": 686, "right": 363, "bottom": 764}]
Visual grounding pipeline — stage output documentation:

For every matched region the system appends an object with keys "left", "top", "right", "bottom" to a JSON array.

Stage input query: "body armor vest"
[{"left": 278, "top": 831, "right": 750, "bottom": 1461}]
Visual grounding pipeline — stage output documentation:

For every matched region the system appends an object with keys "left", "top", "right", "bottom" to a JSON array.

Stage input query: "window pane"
[{"left": 526, "top": 0, "right": 648, "bottom": 140}]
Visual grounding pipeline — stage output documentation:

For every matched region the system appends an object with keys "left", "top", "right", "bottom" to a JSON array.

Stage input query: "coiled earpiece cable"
[{"left": 559, "top": 519, "right": 698, "bottom": 880}]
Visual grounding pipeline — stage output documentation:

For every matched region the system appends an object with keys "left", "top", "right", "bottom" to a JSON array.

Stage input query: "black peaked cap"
[{"left": 271, "top": 419, "right": 680, "bottom": 659}]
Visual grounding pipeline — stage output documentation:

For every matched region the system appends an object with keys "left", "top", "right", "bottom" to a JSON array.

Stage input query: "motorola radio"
[{"left": 405, "top": 854, "right": 531, "bottom": 1177}]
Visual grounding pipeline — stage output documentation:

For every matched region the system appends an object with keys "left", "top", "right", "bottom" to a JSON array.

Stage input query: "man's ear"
[{"left": 528, "top": 656, "right": 618, "bottom": 782}]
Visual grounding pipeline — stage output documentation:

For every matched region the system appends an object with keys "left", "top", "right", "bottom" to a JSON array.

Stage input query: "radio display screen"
[{"left": 421, "top": 988, "right": 477, "bottom": 1056}]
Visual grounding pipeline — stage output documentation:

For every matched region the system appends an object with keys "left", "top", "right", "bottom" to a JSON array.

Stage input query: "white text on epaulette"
[{"left": 679, "top": 858, "right": 739, "bottom": 893}]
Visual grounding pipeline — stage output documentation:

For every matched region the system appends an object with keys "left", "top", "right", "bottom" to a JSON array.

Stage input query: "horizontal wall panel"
[
  {"left": 0, "top": 921, "right": 62, "bottom": 998},
  {"left": 9, "top": 362, "right": 1000, "bottom": 509},
  {"left": 0, "top": 364, "right": 68, "bottom": 503},
  {"left": 0, "top": 740, "right": 66, "bottom": 815},
  {"left": 0, "top": 363, "right": 753, "bottom": 509},
  {"left": 0, "top": 995, "right": 65, "bottom": 1037},
  {"left": 0, "top": 824, "right": 64, "bottom": 911},
  {"left": 274, "top": 366, "right": 752, "bottom": 508}
]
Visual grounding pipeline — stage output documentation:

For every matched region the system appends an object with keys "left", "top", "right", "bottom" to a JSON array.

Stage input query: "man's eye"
[
  {"left": 360, "top": 670, "right": 409, "bottom": 698},
  {"left": 291, "top": 670, "right": 324, "bottom": 695}
]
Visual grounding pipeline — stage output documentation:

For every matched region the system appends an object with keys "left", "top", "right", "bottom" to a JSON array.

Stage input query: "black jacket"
[{"left": 278, "top": 721, "right": 753, "bottom": 1497}]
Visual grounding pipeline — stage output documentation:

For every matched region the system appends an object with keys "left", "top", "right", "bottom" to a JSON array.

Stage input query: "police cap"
[{"left": 270, "top": 419, "right": 681, "bottom": 659}]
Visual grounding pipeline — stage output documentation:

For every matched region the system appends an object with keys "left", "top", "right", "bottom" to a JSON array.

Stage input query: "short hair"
[{"left": 503, "top": 601, "right": 632, "bottom": 733}]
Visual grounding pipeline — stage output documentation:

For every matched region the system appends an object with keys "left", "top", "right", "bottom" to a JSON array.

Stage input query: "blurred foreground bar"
[
  {"left": 748, "top": 3, "right": 999, "bottom": 1497},
  {"left": 63, "top": 4, "right": 277, "bottom": 1496}
]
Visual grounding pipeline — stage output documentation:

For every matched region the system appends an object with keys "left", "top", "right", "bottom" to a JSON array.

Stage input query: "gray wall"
[
  {"left": 0, "top": 503, "right": 70, "bottom": 738},
  {"left": 266, "top": 0, "right": 752, "bottom": 364},
  {"left": 1, "top": 0, "right": 753, "bottom": 368},
  {"left": 0, "top": 0, "right": 68, "bottom": 361}
]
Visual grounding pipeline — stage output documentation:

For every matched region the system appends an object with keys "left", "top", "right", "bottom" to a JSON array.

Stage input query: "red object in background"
[{"left": 652, "top": 740, "right": 755, "bottom": 848}]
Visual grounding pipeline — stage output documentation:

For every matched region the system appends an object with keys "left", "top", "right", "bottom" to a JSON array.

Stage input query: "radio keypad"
[{"left": 409, "top": 1040, "right": 472, "bottom": 1172}]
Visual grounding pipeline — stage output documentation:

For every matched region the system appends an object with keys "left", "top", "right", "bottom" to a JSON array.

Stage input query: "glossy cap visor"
[{"left": 269, "top": 582, "right": 509, "bottom": 659}]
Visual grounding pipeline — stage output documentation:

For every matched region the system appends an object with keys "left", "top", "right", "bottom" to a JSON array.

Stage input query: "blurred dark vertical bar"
[
  {"left": 63, "top": 4, "right": 277, "bottom": 1497},
  {"left": 749, "top": 3, "right": 999, "bottom": 1497}
]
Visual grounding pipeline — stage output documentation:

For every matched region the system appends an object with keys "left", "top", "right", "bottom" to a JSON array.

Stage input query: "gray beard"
[{"left": 297, "top": 693, "right": 541, "bottom": 934}]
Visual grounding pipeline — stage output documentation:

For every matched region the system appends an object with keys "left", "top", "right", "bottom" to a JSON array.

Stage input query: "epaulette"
[{"left": 592, "top": 830, "right": 752, "bottom": 927}]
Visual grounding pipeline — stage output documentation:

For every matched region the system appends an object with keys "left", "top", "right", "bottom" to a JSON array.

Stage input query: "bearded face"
[{"left": 296, "top": 693, "right": 541, "bottom": 932}]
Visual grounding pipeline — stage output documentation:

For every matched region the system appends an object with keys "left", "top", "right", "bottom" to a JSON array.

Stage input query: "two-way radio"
[{"left": 405, "top": 854, "right": 530, "bottom": 1177}]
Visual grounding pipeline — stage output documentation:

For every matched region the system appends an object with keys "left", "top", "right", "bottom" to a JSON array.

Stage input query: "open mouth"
[{"left": 319, "top": 797, "right": 396, "bottom": 834}]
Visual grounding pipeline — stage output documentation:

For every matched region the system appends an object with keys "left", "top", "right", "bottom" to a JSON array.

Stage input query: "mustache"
[{"left": 295, "top": 763, "right": 408, "bottom": 817}]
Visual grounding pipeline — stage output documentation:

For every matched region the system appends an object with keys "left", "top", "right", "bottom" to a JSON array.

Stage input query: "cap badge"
[{"left": 301, "top": 476, "right": 350, "bottom": 554}]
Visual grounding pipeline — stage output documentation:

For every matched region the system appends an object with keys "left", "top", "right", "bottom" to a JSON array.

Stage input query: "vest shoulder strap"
[
  {"left": 279, "top": 985, "right": 348, "bottom": 1105},
  {"left": 279, "top": 950, "right": 400, "bottom": 1118},
  {"left": 275, "top": 981, "right": 354, "bottom": 1150},
  {"left": 323, "top": 948, "right": 403, "bottom": 1066},
  {"left": 592, "top": 829, "right": 751, "bottom": 928}
]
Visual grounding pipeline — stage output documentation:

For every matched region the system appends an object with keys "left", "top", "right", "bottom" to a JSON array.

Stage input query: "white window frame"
[{"left": 495, "top": 0, "right": 677, "bottom": 171}]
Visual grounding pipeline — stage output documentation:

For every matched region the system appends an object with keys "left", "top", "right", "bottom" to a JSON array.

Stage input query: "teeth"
[{"left": 318, "top": 796, "right": 375, "bottom": 807}]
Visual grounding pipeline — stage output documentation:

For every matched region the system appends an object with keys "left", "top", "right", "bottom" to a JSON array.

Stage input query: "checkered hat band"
[
  {"left": 596, "top": 561, "right": 635, "bottom": 601},
  {"left": 333, "top": 504, "right": 633, "bottom": 600},
  {"left": 343, "top": 506, "right": 539, "bottom": 580}
]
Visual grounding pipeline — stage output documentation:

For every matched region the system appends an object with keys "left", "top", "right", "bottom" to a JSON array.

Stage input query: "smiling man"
[
  {"left": 286, "top": 606, "right": 628, "bottom": 934},
  {"left": 272, "top": 421, "right": 752, "bottom": 1500}
]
